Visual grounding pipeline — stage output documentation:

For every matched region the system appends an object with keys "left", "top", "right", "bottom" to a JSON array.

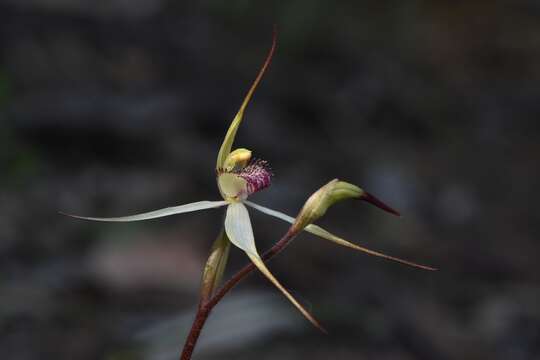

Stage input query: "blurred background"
[{"left": 1, "top": 1, "right": 539, "bottom": 359}]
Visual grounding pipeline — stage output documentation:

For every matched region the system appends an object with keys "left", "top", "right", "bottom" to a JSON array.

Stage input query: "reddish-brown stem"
[
  {"left": 180, "top": 300, "right": 209, "bottom": 360},
  {"left": 179, "top": 228, "right": 297, "bottom": 360}
]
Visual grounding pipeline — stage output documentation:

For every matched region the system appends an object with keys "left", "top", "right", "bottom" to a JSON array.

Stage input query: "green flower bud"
[
  {"left": 200, "top": 230, "right": 231, "bottom": 302},
  {"left": 292, "top": 179, "right": 363, "bottom": 232},
  {"left": 292, "top": 179, "right": 401, "bottom": 233}
]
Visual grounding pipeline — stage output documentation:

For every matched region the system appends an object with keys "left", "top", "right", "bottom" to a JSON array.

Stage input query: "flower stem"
[
  {"left": 179, "top": 228, "right": 297, "bottom": 360},
  {"left": 179, "top": 300, "right": 210, "bottom": 360}
]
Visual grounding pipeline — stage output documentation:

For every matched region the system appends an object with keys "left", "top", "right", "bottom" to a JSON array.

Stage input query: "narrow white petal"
[
  {"left": 61, "top": 200, "right": 228, "bottom": 222},
  {"left": 224, "top": 202, "right": 324, "bottom": 330},
  {"left": 244, "top": 200, "right": 295, "bottom": 222},
  {"left": 245, "top": 201, "right": 436, "bottom": 271}
]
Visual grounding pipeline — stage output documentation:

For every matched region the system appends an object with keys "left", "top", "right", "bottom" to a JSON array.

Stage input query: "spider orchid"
[{"left": 63, "top": 32, "right": 434, "bottom": 331}]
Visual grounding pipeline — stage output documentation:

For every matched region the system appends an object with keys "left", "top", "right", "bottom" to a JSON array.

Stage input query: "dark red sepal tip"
[{"left": 361, "top": 191, "right": 401, "bottom": 217}]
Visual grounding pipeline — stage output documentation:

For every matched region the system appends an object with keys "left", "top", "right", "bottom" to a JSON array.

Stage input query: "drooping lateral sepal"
[{"left": 224, "top": 202, "right": 325, "bottom": 332}]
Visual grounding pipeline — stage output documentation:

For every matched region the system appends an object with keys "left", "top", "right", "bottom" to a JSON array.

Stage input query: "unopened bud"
[
  {"left": 292, "top": 179, "right": 400, "bottom": 232},
  {"left": 200, "top": 230, "right": 231, "bottom": 302},
  {"left": 292, "top": 179, "right": 362, "bottom": 231}
]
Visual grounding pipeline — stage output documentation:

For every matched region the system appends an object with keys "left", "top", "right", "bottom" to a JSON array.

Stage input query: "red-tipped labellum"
[{"left": 361, "top": 191, "right": 401, "bottom": 216}]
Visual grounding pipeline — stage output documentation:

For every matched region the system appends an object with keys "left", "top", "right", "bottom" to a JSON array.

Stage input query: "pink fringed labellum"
[{"left": 237, "top": 159, "right": 273, "bottom": 196}]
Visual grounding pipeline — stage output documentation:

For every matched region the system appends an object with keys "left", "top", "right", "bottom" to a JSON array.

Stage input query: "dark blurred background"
[{"left": 1, "top": 1, "right": 540, "bottom": 359}]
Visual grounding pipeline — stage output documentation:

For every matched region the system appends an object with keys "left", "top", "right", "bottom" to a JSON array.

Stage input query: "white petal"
[
  {"left": 245, "top": 200, "right": 295, "bottom": 222},
  {"left": 224, "top": 202, "right": 324, "bottom": 330},
  {"left": 224, "top": 202, "right": 258, "bottom": 254},
  {"left": 245, "top": 201, "right": 436, "bottom": 271},
  {"left": 61, "top": 200, "right": 228, "bottom": 222}
]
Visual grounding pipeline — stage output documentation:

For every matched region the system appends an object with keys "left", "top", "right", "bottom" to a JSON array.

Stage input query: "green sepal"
[{"left": 216, "top": 31, "right": 276, "bottom": 170}]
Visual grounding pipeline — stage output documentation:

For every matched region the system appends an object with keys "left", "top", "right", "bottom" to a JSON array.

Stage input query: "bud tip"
[{"left": 361, "top": 192, "right": 401, "bottom": 217}]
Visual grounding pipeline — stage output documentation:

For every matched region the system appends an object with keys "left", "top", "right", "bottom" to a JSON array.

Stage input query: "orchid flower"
[{"left": 63, "top": 31, "right": 434, "bottom": 331}]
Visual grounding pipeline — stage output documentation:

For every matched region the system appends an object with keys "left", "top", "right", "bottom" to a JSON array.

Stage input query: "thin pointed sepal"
[
  {"left": 216, "top": 29, "right": 277, "bottom": 169},
  {"left": 307, "top": 224, "right": 436, "bottom": 271},
  {"left": 245, "top": 201, "right": 437, "bottom": 271},
  {"left": 60, "top": 200, "right": 228, "bottom": 222}
]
